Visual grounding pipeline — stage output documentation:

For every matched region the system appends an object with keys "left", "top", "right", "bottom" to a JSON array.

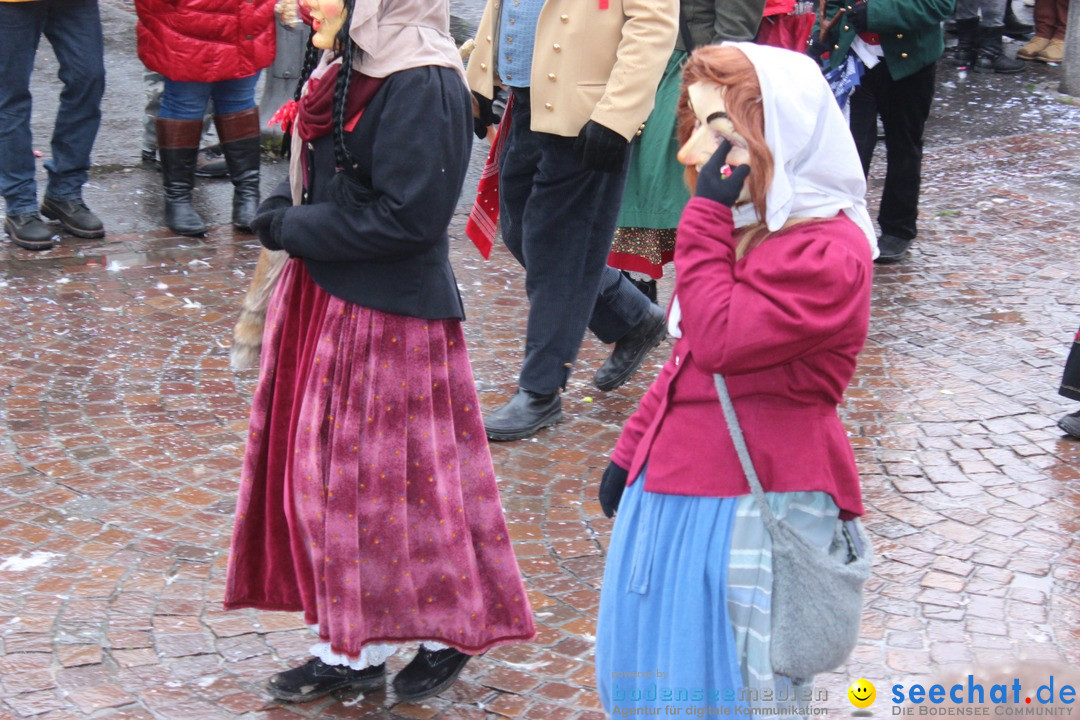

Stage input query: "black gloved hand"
[
  {"left": 574, "top": 120, "right": 630, "bottom": 174},
  {"left": 473, "top": 90, "right": 500, "bottom": 141},
  {"left": 846, "top": 0, "right": 869, "bottom": 31},
  {"left": 250, "top": 207, "right": 287, "bottom": 252},
  {"left": 255, "top": 193, "right": 291, "bottom": 217},
  {"left": 806, "top": 35, "right": 831, "bottom": 60},
  {"left": 695, "top": 139, "right": 752, "bottom": 207},
  {"left": 598, "top": 461, "right": 630, "bottom": 518}
]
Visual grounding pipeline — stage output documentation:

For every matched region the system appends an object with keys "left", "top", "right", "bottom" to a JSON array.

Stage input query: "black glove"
[
  {"left": 695, "top": 139, "right": 752, "bottom": 207},
  {"left": 255, "top": 193, "right": 291, "bottom": 217},
  {"left": 846, "top": 0, "right": 869, "bottom": 31},
  {"left": 598, "top": 461, "right": 630, "bottom": 518},
  {"left": 473, "top": 90, "right": 500, "bottom": 141},
  {"left": 574, "top": 120, "right": 630, "bottom": 174},
  {"left": 806, "top": 35, "right": 830, "bottom": 60},
  {"left": 250, "top": 207, "right": 287, "bottom": 252}
]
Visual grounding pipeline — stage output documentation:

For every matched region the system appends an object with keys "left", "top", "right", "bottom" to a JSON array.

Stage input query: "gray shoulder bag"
[{"left": 713, "top": 374, "right": 872, "bottom": 680}]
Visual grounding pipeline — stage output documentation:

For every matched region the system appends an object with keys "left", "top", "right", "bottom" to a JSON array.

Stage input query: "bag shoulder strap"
[{"left": 713, "top": 374, "right": 779, "bottom": 529}]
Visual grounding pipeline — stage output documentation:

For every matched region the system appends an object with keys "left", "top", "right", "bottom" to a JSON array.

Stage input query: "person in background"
[
  {"left": 608, "top": 0, "right": 767, "bottom": 304},
  {"left": 0, "top": 0, "right": 106, "bottom": 251},
  {"left": 466, "top": 0, "right": 678, "bottom": 441},
  {"left": 1056, "top": 325, "right": 1080, "bottom": 439},
  {"left": 134, "top": 0, "right": 277, "bottom": 236},
  {"left": 140, "top": 69, "right": 228, "bottom": 179},
  {"left": 812, "top": 0, "right": 954, "bottom": 263},
  {"left": 951, "top": 0, "right": 1025, "bottom": 72},
  {"left": 1016, "top": 0, "right": 1068, "bottom": 62},
  {"left": 596, "top": 42, "right": 875, "bottom": 716}
]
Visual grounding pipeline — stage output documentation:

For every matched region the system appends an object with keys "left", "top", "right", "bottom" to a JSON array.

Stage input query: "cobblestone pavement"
[{"left": 2, "top": 8, "right": 1080, "bottom": 718}]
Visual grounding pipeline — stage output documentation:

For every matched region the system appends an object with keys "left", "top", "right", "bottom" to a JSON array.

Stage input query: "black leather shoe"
[
  {"left": 392, "top": 647, "right": 471, "bottom": 703},
  {"left": 266, "top": 657, "right": 385, "bottom": 703},
  {"left": 874, "top": 233, "right": 915, "bottom": 264},
  {"left": 594, "top": 303, "right": 667, "bottom": 392},
  {"left": 40, "top": 197, "right": 105, "bottom": 239},
  {"left": 484, "top": 388, "right": 562, "bottom": 441},
  {"left": 3, "top": 212, "right": 58, "bottom": 250},
  {"left": 1058, "top": 410, "right": 1080, "bottom": 440}
]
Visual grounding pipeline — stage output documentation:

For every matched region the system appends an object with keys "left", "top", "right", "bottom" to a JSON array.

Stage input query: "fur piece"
[{"left": 230, "top": 248, "right": 289, "bottom": 370}]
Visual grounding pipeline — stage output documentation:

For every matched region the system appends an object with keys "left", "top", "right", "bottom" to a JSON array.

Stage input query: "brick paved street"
[{"left": 1, "top": 6, "right": 1079, "bottom": 718}]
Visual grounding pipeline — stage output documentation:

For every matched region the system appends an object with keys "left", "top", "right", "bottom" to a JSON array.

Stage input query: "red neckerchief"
[
  {"left": 465, "top": 93, "right": 514, "bottom": 260},
  {"left": 295, "top": 64, "right": 384, "bottom": 143}
]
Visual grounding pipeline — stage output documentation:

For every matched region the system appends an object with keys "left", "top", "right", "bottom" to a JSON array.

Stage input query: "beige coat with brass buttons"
[{"left": 465, "top": 0, "right": 678, "bottom": 141}]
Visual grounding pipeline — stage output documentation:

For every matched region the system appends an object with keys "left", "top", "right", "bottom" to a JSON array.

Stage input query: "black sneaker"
[
  {"left": 874, "top": 233, "right": 914, "bottom": 264},
  {"left": 40, "top": 197, "right": 105, "bottom": 239},
  {"left": 392, "top": 647, "right": 471, "bottom": 703},
  {"left": 266, "top": 657, "right": 386, "bottom": 703},
  {"left": 3, "top": 212, "right": 58, "bottom": 250}
]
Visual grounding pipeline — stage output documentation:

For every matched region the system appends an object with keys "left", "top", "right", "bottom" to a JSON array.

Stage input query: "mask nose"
[{"left": 677, "top": 123, "right": 718, "bottom": 168}]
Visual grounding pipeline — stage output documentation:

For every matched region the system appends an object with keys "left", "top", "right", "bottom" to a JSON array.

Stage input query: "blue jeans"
[
  {"left": 159, "top": 74, "right": 261, "bottom": 121},
  {"left": 499, "top": 88, "right": 651, "bottom": 393},
  {"left": 0, "top": 0, "right": 105, "bottom": 215}
]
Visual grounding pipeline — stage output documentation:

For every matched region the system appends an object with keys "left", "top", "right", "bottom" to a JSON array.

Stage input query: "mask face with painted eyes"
[
  {"left": 305, "top": 0, "right": 347, "bottom": 50},
  {"left": 677, "top": 81, "right": 751, "bottom": 171}
]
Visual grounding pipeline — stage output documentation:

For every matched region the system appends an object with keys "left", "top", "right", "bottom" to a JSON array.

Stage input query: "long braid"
[
  {"left": 295, "top": 28, "right": 322, "bottom": 103},
  {"left": 281, "top": 26, "right": 322, "bottom": 157},
  {"left": 331, "top": 0, "right": 357, "bottom": 171}
]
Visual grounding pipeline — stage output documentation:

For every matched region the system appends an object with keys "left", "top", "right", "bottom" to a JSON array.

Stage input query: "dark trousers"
[
  {"left": 499, "top": 88, "right": 651, "bottom": 394},
  {"left": 0, "top": 0, "right": 105, "bottom": 215},
  {"left": 849, "top": 60, "right": 935, "bottom": 241}
]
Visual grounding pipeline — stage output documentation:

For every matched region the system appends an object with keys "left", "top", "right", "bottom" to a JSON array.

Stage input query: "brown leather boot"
[
  {"left": 156, "top": 118, "right": 208, "bottom": 237},
  {"left": 214, "top": 108, "right": 262, "bottom": 231}
]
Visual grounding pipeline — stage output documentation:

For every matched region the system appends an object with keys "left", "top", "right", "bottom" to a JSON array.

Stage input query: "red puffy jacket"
[{"left": 136, "top": 0, "right": 278, "bottom": 83}]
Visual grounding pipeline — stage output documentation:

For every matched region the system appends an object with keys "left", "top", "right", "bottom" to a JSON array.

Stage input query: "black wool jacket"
[{"left": 274, "top": 65, "right": 473, "bottom": 320}]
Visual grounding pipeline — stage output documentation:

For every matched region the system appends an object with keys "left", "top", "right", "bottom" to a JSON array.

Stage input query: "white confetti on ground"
[{"left": 0, "top": 551, "right": 61, "bottom": 572}]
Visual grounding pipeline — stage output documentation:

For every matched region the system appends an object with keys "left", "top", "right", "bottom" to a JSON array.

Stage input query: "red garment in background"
[{"left": 135, "top": 0, "right": 277, "bottom": 83}]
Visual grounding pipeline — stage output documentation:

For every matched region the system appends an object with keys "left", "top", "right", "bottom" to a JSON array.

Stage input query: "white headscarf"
[
  {"left": 347, "top": 0, "right": 465, "bottom": 80},
  {"left": 668, "top": 43, "right": 877, "bottom": 337},
  {"left": 723, "top": 41, "right": 877, "bottom": 256}
]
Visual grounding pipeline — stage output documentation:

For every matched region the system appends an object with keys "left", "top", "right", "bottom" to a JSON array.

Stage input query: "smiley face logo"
[{"left": 848, "top": 678, "right": 876, "bottom": 708}]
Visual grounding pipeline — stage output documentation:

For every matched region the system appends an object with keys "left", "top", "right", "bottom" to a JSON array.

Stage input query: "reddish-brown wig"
[{"left": 678, "top": 45, "right": 774, "bottom": 224}]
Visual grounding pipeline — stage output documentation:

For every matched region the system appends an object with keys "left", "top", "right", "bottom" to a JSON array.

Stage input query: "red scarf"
[
  {"left": 295, "top": 64, "right": 384, "bottom": 143},
  {"left": 465, "top": 93, "right": 514, "bottom": 260}
]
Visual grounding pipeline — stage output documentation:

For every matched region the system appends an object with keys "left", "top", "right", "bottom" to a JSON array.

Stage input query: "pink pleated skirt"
[{"left": 225, "top": 259, "right": 535, "bottom": 659}]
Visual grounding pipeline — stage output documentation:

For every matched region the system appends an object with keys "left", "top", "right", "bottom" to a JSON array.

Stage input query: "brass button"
[
  {"left": 897, "top": 33, "right": 903, "bottom": 38},
  {"left": 548, "top": 72, "right": 556, "bottom": 80},
  {"left": 560, "top": 13, "right": 569, "bottom": 21},
  {"left": 505, "top": 73, "right": 512, "bottom": 80},
  {"left": 635, "top": 129, "right": 643, "bottom": 136},
  {"left": 509, "top": 17, "right": 515, "bottom": 24},
  {"left": 901, "top": 52, "right": 908, "bottom": 58},
  {"left": 545, "top": 103, "right": 553, "bottom": 110},
  {"left": 834, "top": 44, "right": 840, "bottom": 49},
  {"left": 506, "top": 36, "right": 512, "bottom": 43},
  {"left": 553, "top": 43, "right": 561, "bottom": 52},
  {"left": 486, "top": 35, "right": 492, "bottom": 42},
  {"left": 639, "top": 123, "right": 645, "bottom": 130},
  {"left": 843, "top": 25, "right": 849, "bottom": 31},
  {"left": 480, "top": 63, "right": 487, "bottom": 70}
]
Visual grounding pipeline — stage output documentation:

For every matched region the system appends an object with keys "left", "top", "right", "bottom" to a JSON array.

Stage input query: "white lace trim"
[
  {"left": 305, "top": 621, "right": 450, "bottom": 671},
  {"left": 310, "top": 640, "right": 398, "bottom": 670}
]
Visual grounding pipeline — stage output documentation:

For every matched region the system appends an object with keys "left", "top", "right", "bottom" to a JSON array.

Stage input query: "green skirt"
[{"left": 610, "top": 50, "right": 690, "bottom": 279}]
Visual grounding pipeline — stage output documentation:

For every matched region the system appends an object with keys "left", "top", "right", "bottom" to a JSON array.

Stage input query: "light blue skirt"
[{"left": 596, "top": 473, "right": 839, "bottom": 717}]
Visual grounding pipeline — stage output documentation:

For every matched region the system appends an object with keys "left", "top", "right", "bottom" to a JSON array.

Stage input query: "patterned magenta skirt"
[{"left": 224, "top": 259, "right": 535, "bottom": 659}]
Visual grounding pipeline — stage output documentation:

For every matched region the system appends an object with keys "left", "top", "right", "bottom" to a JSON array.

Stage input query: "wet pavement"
[{"left": 2, "top": 3, "right": 1080, "bottom": 720}]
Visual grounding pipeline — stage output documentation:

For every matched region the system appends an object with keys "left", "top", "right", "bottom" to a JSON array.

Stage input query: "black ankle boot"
[
  {"left": 951, "top": 17, "right": 980, "bottom": 66},
  {"left": 974, "top": 25, "right": 1026, "bottom": 73},
  {"left": 215, "top": 108, "right": 262, "bottom": 231},
  {"left": 392, "top": 647, "right": 471, "bottom": 703},
  {"left": 157, "top": 118, "right": 208, "bottom": 237},
  {"left": 267, "top": 657, "right": 386, "bottom": 703}
]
